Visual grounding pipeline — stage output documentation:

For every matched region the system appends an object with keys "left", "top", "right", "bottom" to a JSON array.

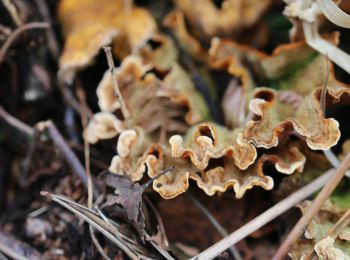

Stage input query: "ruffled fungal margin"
[
  {"left": 108, "top": 129, "right": 193, "bottom": 197},
  {"left": 163, "top": 10, "right": 206, "bottom": 58},
  {"left": 171, "top": 0, "right": 271, "bottom": 40},
  {"left": 209, "top": 36, "right": 342, "bottom": 94},
  {"left": 134, "top": 33, "right": 178, "bottom": 69},
  {"left": 109, "top": 128, "right": 155, "bottom": 182},
  {"left": 96, "top": 55, "right": 208, "bottom": 133},
  {"left": 152, "top": 140, "right": 306, "bottom": 199},
  {"left": 58, "top": 0, "right": 157, "bottom": 83},
  {"left": 209, "top": 38, "right": 261, "bottom": 92},
  {"left": 290, "top": 200, "right": 350, "bottom": 259},
  {"left": 243, "top": 87, "right": 350, "bottom": 150},
  {"left": 169, "top": 122, "right": 256, "bottom": 170},
  {"left": 104, "top": 121, "right": 306, "bottom": 199},
  {"left": 84, "top": 112, "right": 124, "bottom": 144}
]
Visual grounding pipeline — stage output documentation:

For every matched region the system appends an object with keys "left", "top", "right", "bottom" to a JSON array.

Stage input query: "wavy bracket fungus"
[
  {"left": 2, "top": 0, "right": 350, "bottom": 259},
  {"left": 56, "top": 0, "right": 350, "bottom": 257},
  {"left": 59, "top": 0, "right": 350, "bottom": 201}
]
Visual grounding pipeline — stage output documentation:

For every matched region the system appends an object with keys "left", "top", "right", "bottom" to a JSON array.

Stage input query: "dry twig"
[
  {"left": 77, "top": 84, "right": 109, "bottom": 259},
  {"left": 0, "top": 106, "right": 34, "bottom": 136},
  {"left": 1, "top": 0, "right": 22, "bottom": 26},
  {"left": 103, "top": 46, "right": 130, "bottom": 119},
  {"left": 0, "top": 22, "right": 49, "bottom": 64},
  {"left": 34, "top": 0, "right": 60, "bottom": 58}
]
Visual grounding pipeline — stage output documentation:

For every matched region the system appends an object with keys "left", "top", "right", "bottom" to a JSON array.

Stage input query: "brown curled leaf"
[
  {"left": 107, "top": 124, "right": 306, "bottom": 199},
  {"left": 58, "top": 0, "right": 157, "bottom": 83}
]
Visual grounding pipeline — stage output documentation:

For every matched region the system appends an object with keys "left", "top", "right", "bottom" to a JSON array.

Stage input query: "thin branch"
[
  {"left": 76, "top": 86, "right": 93, "bottom": 208},
  {"left": 191, "top": 169, "right": 334, "bottom": 260},
  {"left": 320, "top": 57, "right": 329, "bottom": 117},
  {"left": 89, "top": 225, "right": 110, "bottom": 260},
  {"left": 323, "top": 149, "right": 350, "bottom": 177},
  {"left": 272, "top": 148, "right": 350, "bottom": 260},
  {"left": 34, "top": 0, "right": 60, "bottom": 58},
  {"left": 37, "top": 120, "right": 99, "bottom": 199},
  {"left": 143, "top": 166, "right": 176, "bottom": 188},
  {"left": 77, "top": 85, "right": 108, "bottom": 259},
  {"left": 327, "top": 208, "right": 350, "bottom": 239},
  {"left": 103, "top": 46, "right": 130, "bottom": 119},
  {"left": 0, "top": 106, "right": 34, "bottom": 136},
  {"left": 0, "top": 22, "right": 49, "bottom": 64},
  {"left": 1, "top": 0, "right": 22, "bottom": 26},
  {"left": 0, "top": 24, "right": 11, "bottom": 36},
  {"left": 186, "top": 193, "right": 242, "bottom": 260}
]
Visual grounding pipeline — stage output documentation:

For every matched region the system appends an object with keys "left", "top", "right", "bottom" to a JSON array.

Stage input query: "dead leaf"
[
  {"left": 101, "top": 167, "right": 175, "bottom": 234},
  {"left": 102, "top": 173, "right": 146, "bottom": 234}
]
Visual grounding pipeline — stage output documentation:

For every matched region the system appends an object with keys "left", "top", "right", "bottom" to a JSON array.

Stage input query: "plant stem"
[
  {"left": 0, "top": 22, "right": 49, "bottom": 64},
  {"left": 103, "top": 46, "right": 130, "bottom": 119}
]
